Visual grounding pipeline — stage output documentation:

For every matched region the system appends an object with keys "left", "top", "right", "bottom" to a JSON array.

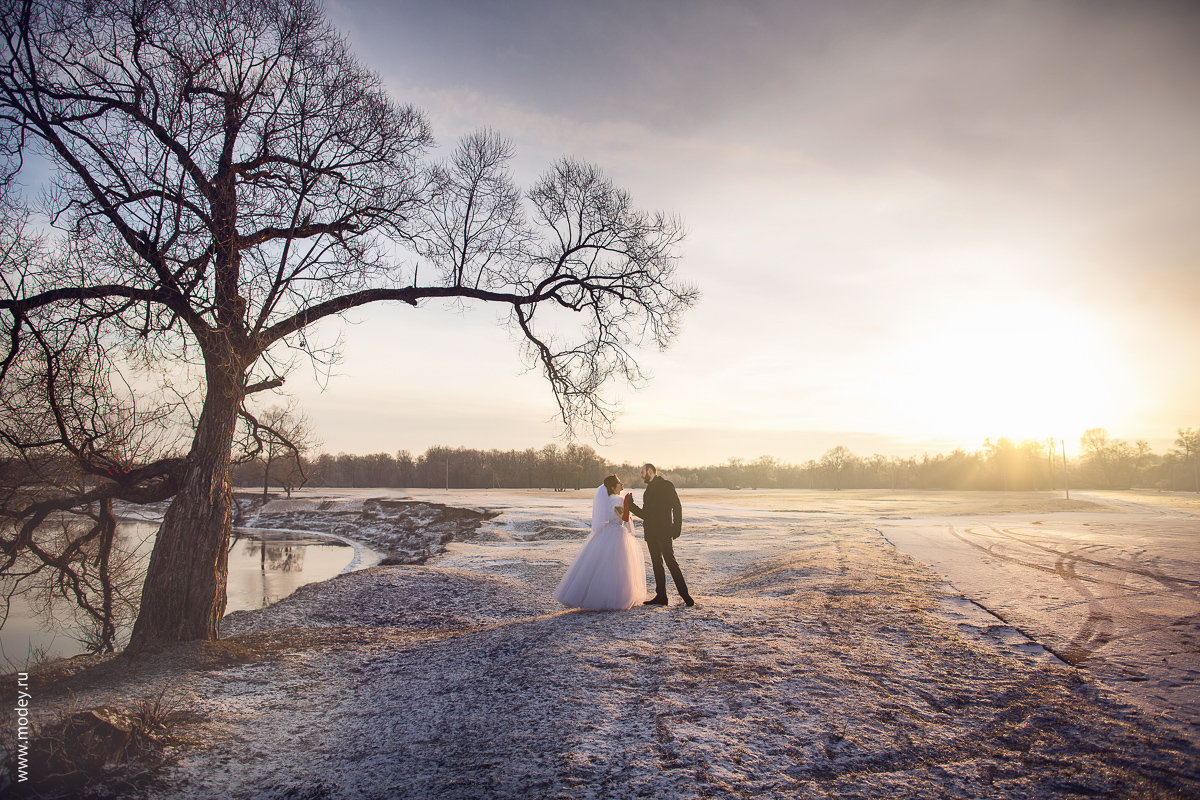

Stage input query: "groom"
[{"left": 629, "top": 463, "right": 694, "bottom": 607}]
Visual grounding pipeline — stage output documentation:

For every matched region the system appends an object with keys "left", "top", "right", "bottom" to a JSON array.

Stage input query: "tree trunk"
[
  {"left": 127, "top": 368, "right": 244, "bottom": 653},
  {"left": 262, "top": 450, "right": 273, "bottom": 502},
  {"left": 97, "top": 498, "right": 118, "bottom": 653}
]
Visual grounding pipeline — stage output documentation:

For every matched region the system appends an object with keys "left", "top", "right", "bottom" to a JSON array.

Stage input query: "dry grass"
[{"left": 1, "top": 683, "right": 198, "bottom": 799}]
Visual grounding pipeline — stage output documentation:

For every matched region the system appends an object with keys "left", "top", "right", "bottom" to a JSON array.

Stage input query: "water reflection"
[
  {"left": 225, "top": 530, "right": 354, "bottom": 613},
  {"left": 1, "top": 522, "right": 375, "bottom": 666}
]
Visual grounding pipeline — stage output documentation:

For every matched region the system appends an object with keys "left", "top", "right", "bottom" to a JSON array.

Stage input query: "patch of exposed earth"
[{"left": 240, "top": 498, "right": 500, "bottom": 565}]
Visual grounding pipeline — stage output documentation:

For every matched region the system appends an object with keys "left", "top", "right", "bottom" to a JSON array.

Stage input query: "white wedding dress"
[{"left": 554, "top": 485, "right": 646, "bottom": 610}]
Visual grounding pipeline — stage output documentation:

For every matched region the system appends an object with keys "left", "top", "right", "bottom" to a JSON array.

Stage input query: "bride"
[{"left": 554, "top": 475, "right": 647, "bottom": 611}]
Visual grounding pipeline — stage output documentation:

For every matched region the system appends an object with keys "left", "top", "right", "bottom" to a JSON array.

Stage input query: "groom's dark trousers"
[{"left": 631, "top": 475, "right": 689, "bottom": 599}]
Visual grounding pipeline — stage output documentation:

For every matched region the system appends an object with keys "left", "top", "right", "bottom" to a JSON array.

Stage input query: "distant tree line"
[
  {"left": 231, "top": 443, "right": 613, "bottom": 492},
  {"left": 666, "top": 428, "right": 1198, "bottom": 492},
  {"left": 231, "top": 427, "right": 1200, "bottom": 493}
]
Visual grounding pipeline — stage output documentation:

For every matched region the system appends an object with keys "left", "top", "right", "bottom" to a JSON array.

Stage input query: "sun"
[{"left": 882, "top": 300, "right": 1130, "bottom": 448}]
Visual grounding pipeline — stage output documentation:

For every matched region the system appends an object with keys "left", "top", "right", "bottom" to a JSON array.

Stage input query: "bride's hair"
[{"left": 603, "top": 474, "right": 621, "bottom": 495}]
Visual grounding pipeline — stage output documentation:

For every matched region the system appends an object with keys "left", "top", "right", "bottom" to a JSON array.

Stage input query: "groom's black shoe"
[
  {"left": 682, "top": 595, "right": 695, "bottom": 607},
  {"left": 643, "top": 595, "right": 668, "bottom": 606}
]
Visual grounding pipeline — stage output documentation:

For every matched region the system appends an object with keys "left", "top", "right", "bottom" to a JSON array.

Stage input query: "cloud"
[{"left": 305, "top": 0, "right": 1200, "bottom": 460}]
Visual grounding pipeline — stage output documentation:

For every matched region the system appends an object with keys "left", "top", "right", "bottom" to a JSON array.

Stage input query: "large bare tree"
[{"left": 0, "top": 0, "right": 696, "bottom": 652}]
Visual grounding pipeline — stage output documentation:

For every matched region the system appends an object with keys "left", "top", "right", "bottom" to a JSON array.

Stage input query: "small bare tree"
[
  {"left": 0, "top": 0, "right": 697, "bottom": 652},
  {"left": 1174, "top": 427, "right": 1200, "bottom": 493},
  {"left": 239, "top": 402, "right": 316, "bottom": 501}
]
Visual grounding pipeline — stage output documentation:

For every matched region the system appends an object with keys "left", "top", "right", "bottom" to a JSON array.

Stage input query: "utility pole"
[
  {"left": 1046, "top": 438, "right": 1054, "bottom": 491},
  {"left": 1061, "top": 439, "right": 1070, "bottom": 500}
]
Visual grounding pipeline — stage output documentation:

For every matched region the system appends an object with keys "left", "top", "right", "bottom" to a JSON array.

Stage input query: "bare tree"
[
  {"left": 239, "top": 402, "right": 316, "bottom": 501},
  {"left": 820, "top": 446, "right": 851, "bottom": 490},
  {"left": 0, "top": 0, "right": 696, "bottom": 652},
  {"left": 1080, "top": 428, "right": 1139, "bottom": 489},
  {"left": 1174, "top": 427, "right": 1200, "bottom": 493}
]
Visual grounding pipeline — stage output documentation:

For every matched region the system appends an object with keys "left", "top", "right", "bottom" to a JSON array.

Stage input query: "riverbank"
[{"left": 3, "top": 490, "right": 1198, "bottom": 798}]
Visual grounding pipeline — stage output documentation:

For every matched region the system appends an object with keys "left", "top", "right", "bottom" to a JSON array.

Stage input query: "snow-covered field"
[
  {"left": 4, "top": 489, "right": 1198, "bottom": 799},
  {"left": 880, "top": 490, "right": 1200, "bottom": 745}
]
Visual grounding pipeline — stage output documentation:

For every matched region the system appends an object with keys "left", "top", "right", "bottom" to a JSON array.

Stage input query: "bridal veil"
[{"left": 591, "top": 483, "right": 613, "bottom": 534}]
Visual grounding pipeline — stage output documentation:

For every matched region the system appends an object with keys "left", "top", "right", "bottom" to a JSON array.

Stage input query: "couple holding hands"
[{"left": 554, "top": 463, "right": 694, "bottom": 611}]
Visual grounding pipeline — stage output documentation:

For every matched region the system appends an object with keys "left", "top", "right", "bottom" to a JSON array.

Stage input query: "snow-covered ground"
[
  {"left": 4, "top": 489, "right": 1198, "bottom": 799},
  {"left": 879, "top": 489, "right": 1200, "bottom": 745}
]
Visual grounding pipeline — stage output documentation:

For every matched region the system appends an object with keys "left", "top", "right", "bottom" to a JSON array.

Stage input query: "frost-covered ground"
[
  {"left": 4, "top": 489, "right": 1199, "bottom": 799},
  {"left": 880, "top": 489, "right": 1200, "bottom": 746}
]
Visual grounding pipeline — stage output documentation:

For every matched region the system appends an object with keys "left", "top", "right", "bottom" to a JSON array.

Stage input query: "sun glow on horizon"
[{"left": 871, "top": 298, "right": 1129, "bottom": 449}]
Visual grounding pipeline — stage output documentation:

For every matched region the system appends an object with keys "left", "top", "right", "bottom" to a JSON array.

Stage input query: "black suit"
[{"left": 630, "top": 475, "right": 690, "bottom": 600}]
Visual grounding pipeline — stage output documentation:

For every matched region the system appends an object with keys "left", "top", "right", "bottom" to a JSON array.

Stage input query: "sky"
[{"left": 279, "top": 0, "right": 1200, "bottom": 466}]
